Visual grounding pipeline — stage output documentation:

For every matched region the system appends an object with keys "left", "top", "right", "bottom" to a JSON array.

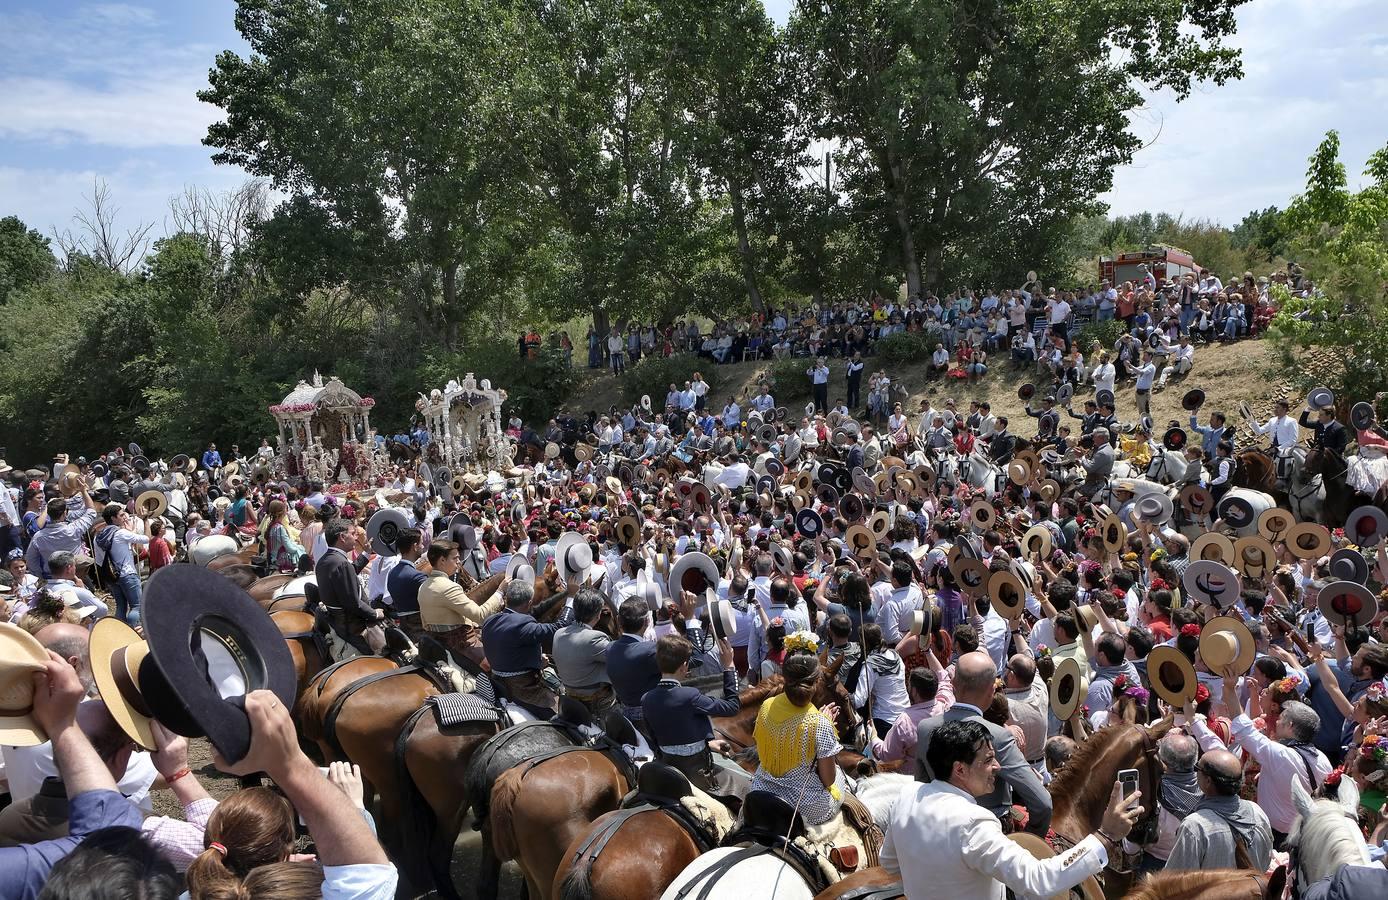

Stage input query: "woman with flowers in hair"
[{"left": 750, "top": 645, "right": 848, "bottom": 826}]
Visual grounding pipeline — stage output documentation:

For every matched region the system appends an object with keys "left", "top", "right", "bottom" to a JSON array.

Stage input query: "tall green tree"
[
  {"left": 1268, "top": 131, "right": 1388, "bottom": 403},
  {"left": 0, "top": 216, "right": 57, "bottom": 306},
  {"left": 200, "top": 0, "right": 550, "bottom": 348},
  {"left": 785, "top": 0, "right": 1248, "bottom": 296}
]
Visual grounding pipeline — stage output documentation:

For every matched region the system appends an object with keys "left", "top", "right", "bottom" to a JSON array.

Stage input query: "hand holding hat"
[
  {"left": 30, "top": 649, "right": 87, "bottom": 743},
  {"left": 213, "top": 689, "right": 302, "bottom": 779}
]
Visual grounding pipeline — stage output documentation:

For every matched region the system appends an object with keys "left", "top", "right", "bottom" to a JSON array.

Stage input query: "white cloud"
[
  {"left": 0, "top": 75, "right": 221, "bottom": 149},
  {"left": 1101, "top": 0, "right": 1388, "bottom": 223}
]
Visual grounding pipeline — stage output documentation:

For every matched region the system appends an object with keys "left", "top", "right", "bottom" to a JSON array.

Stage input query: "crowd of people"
[{"left": 4, "top": 264, "right": 1388, "bottom": 900}]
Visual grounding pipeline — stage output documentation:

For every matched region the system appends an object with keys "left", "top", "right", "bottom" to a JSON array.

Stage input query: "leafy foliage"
[
  {"left": 1072, "top": 319, "right": 1126, "bottom": 355},
  {"left": 619, "top": 354, "right": 720, "bottom": 409},
  {"left": 1266, "top": 131, "right": 1388, "bottom": 402},
  {"left": 877, "top": 331, "right": 939, "bottom": 368}
]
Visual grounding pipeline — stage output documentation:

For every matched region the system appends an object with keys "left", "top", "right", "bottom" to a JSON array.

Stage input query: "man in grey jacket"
[
  {"left": 1165, "top": 748, "right": 1272, "bottom": 871},
  {"left": 552, "top": 588, "right": 616, "bottom": 717},
  {"left": 916, "top": 651, "right": 1052, "bottom": 835}
]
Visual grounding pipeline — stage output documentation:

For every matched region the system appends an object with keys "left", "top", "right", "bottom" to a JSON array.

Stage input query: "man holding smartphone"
[{"left": 883, "top": 719, "right": 1143, "bottom": 899}]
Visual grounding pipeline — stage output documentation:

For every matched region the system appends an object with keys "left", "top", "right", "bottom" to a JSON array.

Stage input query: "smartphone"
[
  {"left": 1117, "top": 768, "right": 1139, "bottom": 801},
  {"left": 1305, "top": 622, "right": 1315, "bottom": 643}
]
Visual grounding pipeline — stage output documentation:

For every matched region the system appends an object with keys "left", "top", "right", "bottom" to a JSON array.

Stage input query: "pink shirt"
[{"left": 870, "top": 668, "right": 955, "bottom": 762}]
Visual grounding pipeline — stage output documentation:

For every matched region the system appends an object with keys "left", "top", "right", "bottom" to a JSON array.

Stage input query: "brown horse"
[
  {"left": 1122, "top": 870, "right": 1265, "bottom": 900},
  {"left": 247, "top": 572, "right": 297, "bottom": 606},
  {"left": 553, "top": 805, "right": 705, "bottom": 900},
  {"left": 491, "top": 748, "right": 634, "bottom": 900},
  {"left": 393, "top": 692, "right": 507, "bottom": 900},
  {"left": 207, "top": 540, "right": 258, "bottom": 571},
  {"left": 270, "top": 609, "right": 331, "bottom": 701},
  {"left": 546, "top": 666, "right": 865, "bottom": 900},
  {"left": 811, "top": 868, "right": 901, "bottom": 900},
  {"left": 216, "top": 563, "right": 262, "bottom": 590},
  {"left": 295, "top": 655, "right": 398, "bottom": 762},
  {"left": 1301, "top": 445, "right": 1354, "bottom": 526}
]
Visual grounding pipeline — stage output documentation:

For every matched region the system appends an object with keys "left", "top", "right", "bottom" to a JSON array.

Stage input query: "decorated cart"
[
  {"left": 416, "top": 373, "right": 513, "bottom": 478},
  {"left": 268, "top": 372, "right": 386, "bottom": 486}
]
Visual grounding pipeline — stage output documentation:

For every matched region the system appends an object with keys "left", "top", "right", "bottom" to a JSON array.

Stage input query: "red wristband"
[{"left": 165, "top": 768, "right": 192, "bottom": 784}]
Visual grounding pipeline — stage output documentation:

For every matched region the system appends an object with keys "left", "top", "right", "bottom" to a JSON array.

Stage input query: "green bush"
[
  {"left": 876, "top": 330, "right": 940, "bottom": 368},
  {"left": 620, "top": 353, "right": 720, "bottom": 407},
  {"left": 765, "top": 356, "right": 811, "bottom": 400},
  {"left": 1072, "top": 318, "right": 1125, "bottom": 355},
  {"left": 419, "top": 344, "right": 577, "bottom": 425}
]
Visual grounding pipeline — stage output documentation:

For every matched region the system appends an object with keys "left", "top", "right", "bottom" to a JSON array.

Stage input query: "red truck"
[{"left": 1099, "top": 245, "right": 1201, "bottom": 287}]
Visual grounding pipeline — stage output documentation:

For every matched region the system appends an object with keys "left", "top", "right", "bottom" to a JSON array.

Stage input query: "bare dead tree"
[
  {"left": 167, "top": 179, "right": 271, "bottom": 262},
  {"left": 51, "top": 178, "right": 156, "bottom": 273}
]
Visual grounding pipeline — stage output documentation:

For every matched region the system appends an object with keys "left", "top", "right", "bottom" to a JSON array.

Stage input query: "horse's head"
[
  {"left": 814, "top": 653, "right": 861, "bottom": 744},
  {"left": 1288, "top": 776, "right": 1371, "bottom": 885},
  {"left": 1301, "top": 445, "right": 1342, "bottom": 480}
]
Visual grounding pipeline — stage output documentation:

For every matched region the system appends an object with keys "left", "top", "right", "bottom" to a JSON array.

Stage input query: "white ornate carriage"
[
  {"left": 416, "top": 373, "right": 513, "bottom": 477},
  {"left": 268, "top": 372, "right": 386, "bottom": 487}
]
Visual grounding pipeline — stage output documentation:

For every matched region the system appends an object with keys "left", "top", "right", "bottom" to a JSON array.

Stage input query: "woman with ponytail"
[{"left": 185, "top": 788, "right": 317, "bottom": 900}]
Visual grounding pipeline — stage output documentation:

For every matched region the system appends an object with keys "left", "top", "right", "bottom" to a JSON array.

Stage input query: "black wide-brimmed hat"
[
  {"left": 1163, "top": 428, "right": 1187, "bottom": 451},
  {"left": 796, "top": 508, "right": 824, "bottom": 538},
  {"left": 1351, "top": 402, "right": 1375, "bottom": 432},
  {"left": 366, "top": 507, "right": 409, "bottom": 557},
  {"left": 1181, "top": 388, "right": 1206, "bottom": 411},
  {"left": 137, "top": 565, "right": 296, "bottom": 763}
]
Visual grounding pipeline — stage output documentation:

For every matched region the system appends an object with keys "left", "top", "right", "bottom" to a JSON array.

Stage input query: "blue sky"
[{"left": 2, "top": 0, "right": 1386, "bottom": 247}]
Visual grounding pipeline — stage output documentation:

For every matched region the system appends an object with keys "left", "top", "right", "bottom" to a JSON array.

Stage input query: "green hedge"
[
  {"left": 418, "top": 344, "right": 577, "bottom": 425},
  {"left": 765, "top": 356, "right": 810, "bottom": 400},
  {"left": 1072, "top": 318, "right": 1126, "bottom": 355},
  {"left": 876, "top": 329, "right": 942, "bottom": 368},
  {"left": 620, "top": 353, "right": 720, "bottom": 408}
]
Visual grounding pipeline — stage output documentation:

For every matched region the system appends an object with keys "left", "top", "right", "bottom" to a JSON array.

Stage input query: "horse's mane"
[
  {"left": 738, "top": 674, "right": 785, "bottom": 706},
  {"left": 1046, "top": 723, "right": 1132, "bottom": 799},
  {"left": 1126, "top": 871, "right": 1249, "bottom": 900},
  {"left": 1048, "top": 720, "right": 1172, "bottom": 819},
  {"left": 1291, "top": 794, "right": 1372, "bottom": 881}
]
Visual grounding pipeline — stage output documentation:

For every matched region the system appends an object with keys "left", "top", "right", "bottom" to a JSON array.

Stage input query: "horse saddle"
[
  {"left": 729, "top": 790, "right": 807, "bottom": 844},
  {"left": 427, "top": 691, "right": 501, "bottom": 728},
  {"left": 632, "top": 760, "right": 694, "bottom": 806}
]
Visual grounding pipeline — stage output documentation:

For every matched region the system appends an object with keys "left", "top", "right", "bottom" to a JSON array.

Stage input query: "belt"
[
  {"left": 660, "top": 740, "right": 708, "bottom": 757},
  {"left": 566, "top": 684, "right": 612, "bottom": 699},
  {"left": 492, "top": 668, "right": 532, "bottom": 679},
  {"left": 424, "top": 622, "right": 467, "bottom": 632},
  {"left": 393, "top": 611, "right": 420, "bottom": 619}
]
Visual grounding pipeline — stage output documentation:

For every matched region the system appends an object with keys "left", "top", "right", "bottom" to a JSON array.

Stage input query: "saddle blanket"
[{"left": 427, "top": 691, "right": 501, "bottom": 727}]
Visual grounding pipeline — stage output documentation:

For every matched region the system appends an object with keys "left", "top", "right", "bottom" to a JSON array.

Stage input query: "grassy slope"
[{"left": 563, "top": 340, "right": 1313, "bottom": 438}]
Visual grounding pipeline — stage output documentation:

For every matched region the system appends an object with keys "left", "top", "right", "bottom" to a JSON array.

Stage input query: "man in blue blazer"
[
  {"left": 606, "top": 598, "right": 660, "bottom": 730},
  {"left": 642, "top": 633, "right": 748, "bottom": 800}
]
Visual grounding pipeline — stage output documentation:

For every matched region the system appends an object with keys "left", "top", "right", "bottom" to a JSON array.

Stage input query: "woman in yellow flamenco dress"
[{"left": 749, "top": 648, "right": 846, "bottom": 826}]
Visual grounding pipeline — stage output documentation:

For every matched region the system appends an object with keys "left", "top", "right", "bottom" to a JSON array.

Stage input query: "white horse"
[
  {"left": 958, "top": 449, "right": 1005, "bottom": 492},
  {"left": 1142, "top": 448, "right": 1189, "bottom": 485},
  {"left": 188, "top": 534, "right": 240, "bottom": 566},
  {"left": 1287, "top": 777, "right": 1372, "bottom": 888},
  {"left": 658, "top": 772, "right": 914, "bottom": 900}
]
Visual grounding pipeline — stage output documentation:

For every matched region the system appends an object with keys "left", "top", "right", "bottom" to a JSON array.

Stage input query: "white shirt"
[
  {"left": 1169, "top": 343, "right": 1194, "bottom": 365},
  {"left": 749, "top": 393, "right": 775, "bottom": 414},
  {"left": 713, "top": 462, "right": 750, "bottom": 490},
  {"left": 367, "top": 553, "right": 400, "bottom": 602},
  {"left": 932, "top": 348, "right": 950, "bottom": 366},
  {"left": 1193, "top": 714, "right": 1331, "bottom": 832},
  {"left": 881, "top": 780, "right": 1107, "bottom": 900},
  {"left": 1132, "top": 362, "right": 1156, "bottom": 391},
  {"left": 1090, "top": 363, "right": 1116, "bottom": 394},
  {"left": 1255, "top": 415, "right": 1300, "bottom": 448},
  {"left": 1047, "top": 300, "right": 1071, "bottom": 324},
  {"left": 810, "top": 364, "right": 829, "bottom": 384},
  {"left": 3, "top": 712, "right": 158, "bottom": 813},
  {"left": 875, "top": 583, "right": 922, "bottom": 643}
]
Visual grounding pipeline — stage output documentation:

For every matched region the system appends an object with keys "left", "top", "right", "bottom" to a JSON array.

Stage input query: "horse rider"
[
  {"left": 607, "top": 597, "right": 662, "bottom": 736},
  {"left": 984, "top": 418, "right": 1017, "bottom": 465},
  {"left": 1078, "top": 429, "right": 1114, "bottom": 498},
  {"left": 642, "top": 633, "right": 750, "bottom": 802},
  {"left": 419, "top": 538, "right": 504, "bottom": 666},
  {"left": 480, "top": 578, "right": 574, "bottom": 719},
  {"left": 1026, "top": 395, "right": 1060, "bottom": 442},
  {"left": 1298, "top": 403, "right": 1348, "bottom": 461},
  {"left": 315, "top": 518, "right": 383, "bottom": 655},
  {"left": 385, "top": 528, "right": 428, "bottom": 646},
  {"left": 1252, "top": 399, "right": 1300, "bottom": 452}
]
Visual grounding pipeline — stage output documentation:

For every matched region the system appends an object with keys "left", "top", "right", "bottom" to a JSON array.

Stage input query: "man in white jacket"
[{"left": 882, "top": 719, "right": 1144, "bottom": 900}]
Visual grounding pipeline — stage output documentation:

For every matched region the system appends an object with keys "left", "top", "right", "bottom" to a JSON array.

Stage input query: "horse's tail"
[
  {"left": 556, "top": 853, "right": 595, "bottom": 900},
  {"left": 393, "top": 705, "right": 441, "bottom": 892},
  {"left": 489, "top": 766, "right": 525, "bottom": 862}
]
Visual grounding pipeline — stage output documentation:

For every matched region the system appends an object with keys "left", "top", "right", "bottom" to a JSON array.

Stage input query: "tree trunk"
[
  {"left": 881, "top": 151, "right": 922, "bottom": 299},
  {"left": 728, "top": 175, "right": 766, "bottom": 315},
  {"left": 442, "top": 264, "right": 459, "bottom": 350}
]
